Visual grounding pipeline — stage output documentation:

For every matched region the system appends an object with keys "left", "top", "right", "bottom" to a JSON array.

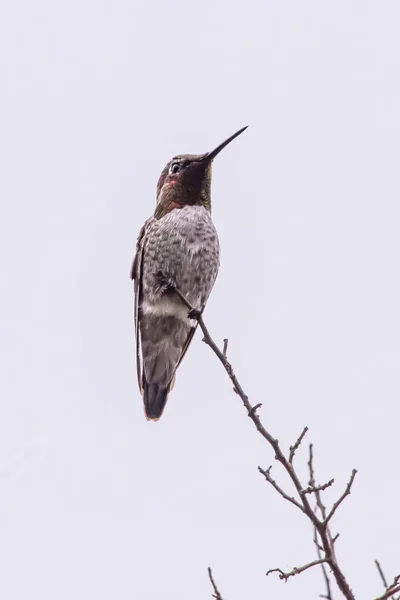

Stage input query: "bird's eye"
[{"left": 169, "top": 162, "right": 180, "bottom": 175}]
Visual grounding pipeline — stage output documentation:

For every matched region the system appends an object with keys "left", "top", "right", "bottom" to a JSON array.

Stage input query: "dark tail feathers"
[{"left": 143, "top": 380, "right": 170, "bottom": 421}]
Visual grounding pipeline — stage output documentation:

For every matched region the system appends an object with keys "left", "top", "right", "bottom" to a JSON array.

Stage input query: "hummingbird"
[{"left": 130, "top": 126, "right": 248, "bottom": 421}]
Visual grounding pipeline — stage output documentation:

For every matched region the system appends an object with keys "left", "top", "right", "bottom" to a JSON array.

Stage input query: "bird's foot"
[{"left": 187, "top": 307, "right": 202, "bottom": 321}]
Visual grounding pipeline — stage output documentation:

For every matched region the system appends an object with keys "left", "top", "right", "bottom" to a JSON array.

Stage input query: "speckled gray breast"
[{"left": 141, "top": 205, "right": 220, "bottom": 314}]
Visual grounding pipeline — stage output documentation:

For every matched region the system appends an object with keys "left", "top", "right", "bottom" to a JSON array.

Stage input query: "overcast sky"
[{"left": 1, "top": 1, "right": 400, "bottom": 599}]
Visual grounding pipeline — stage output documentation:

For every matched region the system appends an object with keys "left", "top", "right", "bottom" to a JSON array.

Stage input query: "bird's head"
[{"left": 154, "top": 126, "right": 248, "bottom": 219}]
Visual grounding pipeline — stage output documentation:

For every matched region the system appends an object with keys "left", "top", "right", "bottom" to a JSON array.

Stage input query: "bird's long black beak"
[{"left": 202, "top": 126, "right": 248, "bottom": 162}]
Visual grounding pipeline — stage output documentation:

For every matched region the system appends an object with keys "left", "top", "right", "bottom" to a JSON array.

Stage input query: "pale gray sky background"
[{"left": 1, "top": 1, "right": 399, "bottom": 598}]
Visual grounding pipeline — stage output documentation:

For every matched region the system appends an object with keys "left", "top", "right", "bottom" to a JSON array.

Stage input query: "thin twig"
[
  {"left": 248, "top": 403, "right": 262, "bottom": 416},
  {"left": 308, "top": 444, "right": 328, "bottom": 520},
  {"left": 309, "top": 444, "right": 337, "bottom": 597},
  {"left": 289, "top": 426, "right": 309, "bottom": 464},
  {"left": 171, "top": 286, "right": 194, "bottom": 310},
  {"left": 302, "top": 479, "right": 335, "bottom": 495},
  {"left": 375, "top": 584, "right": 400, "bottom": 600},
  {"left": 325, "top": 470, "right": 357, "bottom": 524},
  {"left": 374, "top": 563, "right": 400, "bottom": 600},
  {"left": 267, "top": 558, "right": 328, "bottom": 581},
  {"left": 314, "top": 528, "right": 334, "bottom": 600},
  {"left": 376, "top": 560, "right": 389, "bottom": 589},
  {"left": 208, "top": 567, "right": 224, "bottom": 600},
  {"left": 222, "top": 339, "right": 228, "bottom": 358},
  {"left": 258, "top": 466, "right": 304, "bottom": 511}
]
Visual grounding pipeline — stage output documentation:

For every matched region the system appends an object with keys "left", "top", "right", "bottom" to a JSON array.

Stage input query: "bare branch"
[
  {"left": 167, "top": 283, "right": 357, "bottom": 600},
  {"left": 267, "top": 558, "right": 328, "bottom": 581},
  {"left": 248, "top": 403, "right": 262, "bottom": 416},
  {"left": 308, "top": 444, "right": 328, "bottom": 520},
  {"left": 314, "top": 528, "right": 334, "bottom": 600},
  {"left": 302, "top": 479, "right": 335, "bottom": 495},
  {"left": 389, "top": 575, "right": 400, "bottom": 590},
  {"left": 325, "top": 470, "right": 358, "bottom": 524},
  {"left": 222, "top": 338, "right": 228, "bottom": 358},
  {"left": 375, "top": 562, "right": 400, "bottom": 600},
  {"left": 258, "top": 466, "right": 305, "bottom": 511},
  {"left": 308, "top": 444, "right": 355, "bottom": 598},
  {"left": 208, "top": 567, "right": 224, "bottom": 600},
  {"left": 170, "top": 285, "right": 193, "bottom": 310},
  {"left": 289, "top": 426, "right": 309, "bottom": 464},
  {"left": 375, "top": 584, "right": 400, "bottom": 600},
  {"left": 376, "top": 560, "right": 389, "bottom": 589}
]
